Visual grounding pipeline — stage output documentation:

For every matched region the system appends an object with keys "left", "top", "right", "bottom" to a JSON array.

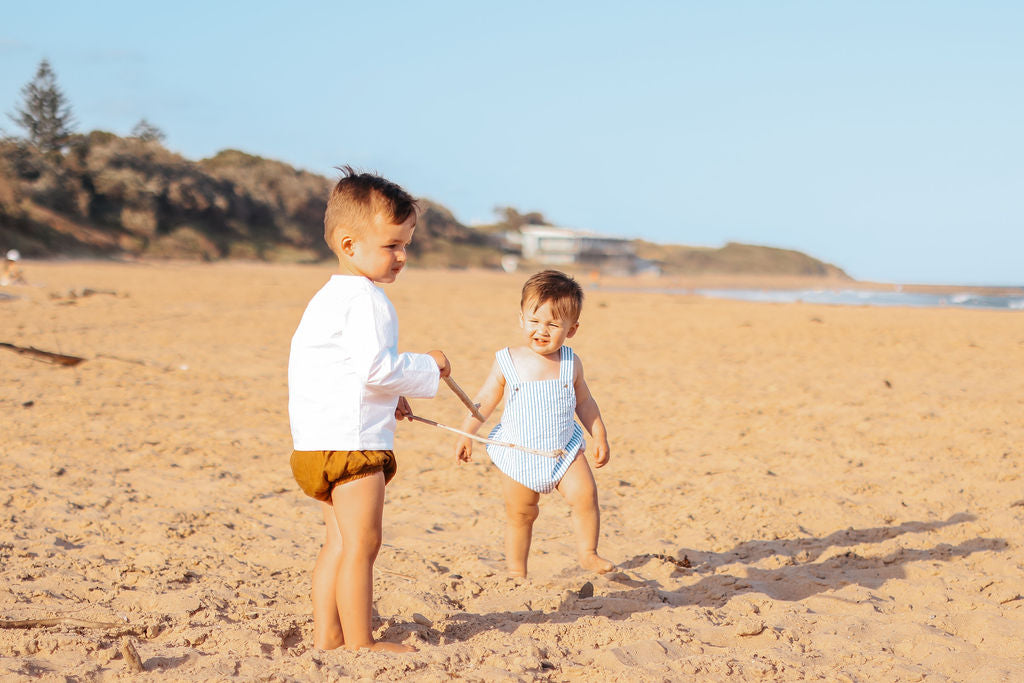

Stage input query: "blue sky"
[{"left": 2, "top": 1, "right": 1021, "bottom": 285}]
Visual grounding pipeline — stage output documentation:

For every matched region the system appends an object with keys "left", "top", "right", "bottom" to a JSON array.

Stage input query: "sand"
[{"left": 1, "top": 261, "right": 1022, "bottom": 681}]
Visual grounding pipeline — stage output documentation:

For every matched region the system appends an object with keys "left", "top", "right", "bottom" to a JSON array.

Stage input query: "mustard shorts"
[{"left": 290, "top": 449, "right": 397, "bottom": 502}]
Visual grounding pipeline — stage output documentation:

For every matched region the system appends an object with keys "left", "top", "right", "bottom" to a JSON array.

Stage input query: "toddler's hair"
[
  {"left": 324, "top": 166, "right": 417, "bottom": 255},
  {"left": 521, "top": 270, "right": 583, "bottom": 322}
]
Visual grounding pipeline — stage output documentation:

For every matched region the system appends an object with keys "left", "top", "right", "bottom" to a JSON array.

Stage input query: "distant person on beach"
[
  {"left": 2, "top": 249, "right": 26, "bottom": 286},
  {"left": 288, "top": 167, "right": 450, "bottom": 652},
  {"left": 454, "top": 269, "right": 613, "bottom": 577}
]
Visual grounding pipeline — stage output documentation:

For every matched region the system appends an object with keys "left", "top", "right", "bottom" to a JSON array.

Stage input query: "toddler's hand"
[
  {"left": 395, "top": 396, "right": 413, "bottom": 421},
  {"left": 455, "top": 436, "right": 473, "bottom": 463},
  {"left": 592, "top": 439, "right": 610, "bottom": 468},
  {"left": 428, "top": 350, "right": 451, "bottom": 378}
]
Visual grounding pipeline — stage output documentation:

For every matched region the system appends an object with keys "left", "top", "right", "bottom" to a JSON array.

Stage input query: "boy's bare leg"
[
  {"left": 556, "top": 455, "right": 614, "bottom": 573},
  {"left": 502, "top": 474, "right": 541, "bottom": 577},
  {"left": 330, "top": 472, "right": 416, "bottom": 653},
  {"left": 311, "top": 501, "right": 345, "bottom": 649}
]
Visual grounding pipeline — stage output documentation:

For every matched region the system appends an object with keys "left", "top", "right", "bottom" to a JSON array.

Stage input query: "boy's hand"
[
  {"left": 455, "top": 436, "right": 473, "bottom": 462},
  {"left": 428, "top": 350, "right": 451, "bottom": 378},
  {"left": 395, "top": 396, "right": 413, "bottom": 421},
  {"left": 592, "top": 439, "right": 610, "bottom": 468}
]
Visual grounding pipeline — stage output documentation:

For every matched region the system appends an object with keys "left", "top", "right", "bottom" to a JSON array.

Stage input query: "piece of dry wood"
[
  {"left": 378, "top": 567, "right": 416, "bottom": 582},
  {"left": 443, "top": 376, "right": 487, "bottom": 422},
  {"left": 0, "top": 342, "right": 85, "bottom": 366},
  {"left": 120, "top": 637, "right": 145, "bottom": 673},
  {"left": 95, "top": 352, "right": 174, "bottom": 372},
  {"left": 0, "top": 617, "right": 121, "bottom": 629},
  {"left": 408, "top": 413, "right": 564, "bottom": 458}
]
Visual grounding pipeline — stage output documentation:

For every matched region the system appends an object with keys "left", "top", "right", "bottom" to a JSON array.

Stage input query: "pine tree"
[
  {"left": 131, "top": 118, "right": 166, "bottom": 143},
  {"left": 8, "top": 59, "right": 76, "bottom": 158}
]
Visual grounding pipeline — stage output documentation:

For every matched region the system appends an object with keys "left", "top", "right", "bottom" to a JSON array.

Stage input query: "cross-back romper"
[{"left": 485, "top": 346, "right": 584, "bottom": 494}]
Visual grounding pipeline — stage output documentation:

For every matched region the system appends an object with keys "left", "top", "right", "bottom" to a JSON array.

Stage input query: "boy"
[
  {"left": 454, "top": 270, "right": 613, "bottom": 577},
  {"left": 288, "top": 166, "right": 450, "bottom": 652}
]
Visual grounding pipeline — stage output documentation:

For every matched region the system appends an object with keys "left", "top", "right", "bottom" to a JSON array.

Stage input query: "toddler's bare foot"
[
  {"left": 580, "top": 552, "right": 614, "bottom": 574},
  {"left": 505, "top": 564, "right": 528, "bottom": 578},
  {"left": 366, "top": 641, "right": 418, "bottom": 653}
]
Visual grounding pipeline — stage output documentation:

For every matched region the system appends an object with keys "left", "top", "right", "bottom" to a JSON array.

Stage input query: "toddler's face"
[
  {"left": 520, "top": 300, "right": 578, "bottom": 357},
  {"left": 344, "top": 213, "right": 417, "bottom": 283}
]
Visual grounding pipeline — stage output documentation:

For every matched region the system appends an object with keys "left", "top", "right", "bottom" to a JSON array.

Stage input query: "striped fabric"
[{"left": 486, "top": 346, "right": 584, "bottom": 493}]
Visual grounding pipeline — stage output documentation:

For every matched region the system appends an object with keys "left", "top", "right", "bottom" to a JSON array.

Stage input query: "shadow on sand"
[{"left": 427, "top": 512, "right": 1005, "bottom": 643}]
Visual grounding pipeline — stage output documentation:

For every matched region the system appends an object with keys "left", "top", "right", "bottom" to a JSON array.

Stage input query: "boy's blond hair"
[
  {"left": 521, "top": 270, "right": 584, "bottom": 323},
  {"left": 324, "top": 166, "right": 418, "bottom": 256}
]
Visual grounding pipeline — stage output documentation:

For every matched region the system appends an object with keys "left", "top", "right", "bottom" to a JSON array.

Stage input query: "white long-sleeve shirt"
[{"left": 288, "top": 275, "right": 440, "bottom": 450}]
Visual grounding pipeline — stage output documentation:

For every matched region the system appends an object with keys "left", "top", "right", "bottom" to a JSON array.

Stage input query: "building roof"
[{"left": 519, "top": 224, "right": 629, "bottom": 242}]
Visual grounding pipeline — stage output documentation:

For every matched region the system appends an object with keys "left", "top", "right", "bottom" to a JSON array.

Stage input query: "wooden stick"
[
  {"left": 443, "top": 376, "right": 487, "bottom": 422},
  {"left": 95, "top": 352, "right": 174, "bottom": 372},
  {"left": 0, "top": 342, "right": 85, "bottom": 366},
  {"left": 408, "top": 414, "right": 564, "bottom": 459},
  {"left": 0, "top": 617, "right": 121, "bottom": 629},
  {"left": 378, "top": 568, "right": 416, "bottom": 582}
]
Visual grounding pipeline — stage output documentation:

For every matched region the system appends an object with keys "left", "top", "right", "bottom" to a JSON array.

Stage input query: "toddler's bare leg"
[
  {"left": 311, "top": 501, "right": 345, "bottom": 649},
  {"left": 502, "top": 474, "right": 541, "bottom": 577},
  {"left": 330, "top": 472, "right": 416, "bottom": 653},
  {"left": 556, "top": 456, "right": 614, "bottom": 573}
]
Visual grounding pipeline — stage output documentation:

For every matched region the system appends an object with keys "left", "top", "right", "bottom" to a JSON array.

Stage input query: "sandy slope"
[{"left": 1, "top": 261, "right": 1022, "bottom": 681}]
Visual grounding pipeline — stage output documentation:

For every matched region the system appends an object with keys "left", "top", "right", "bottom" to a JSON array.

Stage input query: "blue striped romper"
[{"left": 486, "top": 346, "right": 585, "bottom": 494}]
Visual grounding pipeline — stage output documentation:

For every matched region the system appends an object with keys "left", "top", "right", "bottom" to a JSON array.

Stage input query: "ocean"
[
  {"left": 594, "top": 286, "right": 1024, "bottom": 311},
  {"left": 693, "top": 288, "right": 1024, "bottom": 310}
]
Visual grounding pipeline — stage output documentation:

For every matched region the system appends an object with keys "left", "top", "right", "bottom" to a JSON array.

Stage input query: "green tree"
[
  {"left": 131, "top": 118, "right": 165, "bottom": 143},
  {"left": 494, "top": 206, "right": 547, "bottom": 229},
  {"left": 8, "top": 59, "right": 76, "bottom": 158}
]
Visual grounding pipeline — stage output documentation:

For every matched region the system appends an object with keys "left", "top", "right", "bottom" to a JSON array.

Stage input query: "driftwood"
[
  {"left": 49, "top": 287, "right": 121, "bottom": 301},
  {"left": 0, "top": 343, "right": 176, "bottom": 372},
  {"left": 378, "top": 567, "right": 416, "bottom": 582},
  {"left": 0, "top": 617, "right": 121, "bottom": 629},
  {"left": 95, "top": 352, "right": 174, "bottom": 372},
  {"left": 0, "top": 342, "right": 85, "bottom": 366}
]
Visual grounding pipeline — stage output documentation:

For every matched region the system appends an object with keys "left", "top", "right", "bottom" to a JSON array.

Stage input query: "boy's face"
[
  {"left": 338, "top": 212, "right": 417, "bottom": 284},
  {"left": 520, "top": 299, "right": 578, "bottom": 357}
]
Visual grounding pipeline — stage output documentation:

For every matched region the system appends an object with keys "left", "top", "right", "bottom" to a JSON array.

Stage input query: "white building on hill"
[{"left": 507, "top": 224, "right": 653, "bottom": 275}]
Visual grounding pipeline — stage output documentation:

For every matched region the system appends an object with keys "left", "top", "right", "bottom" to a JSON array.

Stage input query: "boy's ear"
[
  {"left": 567, "top": 321, "right": 580, "bottom": 338},
  {"left": 338, "top": 235, "right": 356, "bottom": 256},
  {"left": 519, "top": 312, "right": 525, "bottom": 328}
]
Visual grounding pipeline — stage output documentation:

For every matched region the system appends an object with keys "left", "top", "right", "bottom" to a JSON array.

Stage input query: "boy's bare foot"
[
  {"left": 314, "top": 630, "right": 344, "bottom": 650},
  {"left": 316, "top": 638, "right": 344, "bottom": 650},
  {"left": 580, "top": 552, "right": 614, "bottom": 574},
  {"left": 367, "top": 641, "right": 418, "bottom": 653}
]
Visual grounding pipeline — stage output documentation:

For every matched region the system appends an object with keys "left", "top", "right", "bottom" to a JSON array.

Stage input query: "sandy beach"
[{"left": 2, "top": 261, "right": 1022, "bottom": 681}]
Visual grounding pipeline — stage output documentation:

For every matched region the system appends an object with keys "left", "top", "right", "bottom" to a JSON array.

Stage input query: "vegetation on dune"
[
  {"left": 1, "top": 59, "right": 846, "bottom": 278},
  {"left": 634, "top": 240, "right": 848, "bottom": 278}
]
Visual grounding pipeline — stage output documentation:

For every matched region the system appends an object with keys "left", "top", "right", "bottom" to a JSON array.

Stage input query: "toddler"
[{"left": 454, "top": 270, "right": 613, "bottom": 577}]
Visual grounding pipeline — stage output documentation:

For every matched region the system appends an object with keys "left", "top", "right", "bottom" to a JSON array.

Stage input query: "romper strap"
[
  {"left": 559, "top": 346, "right": 575, "bottom": 383},
  {"left": 496, "top": 347, "right": 521, "bottom": 385}
]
